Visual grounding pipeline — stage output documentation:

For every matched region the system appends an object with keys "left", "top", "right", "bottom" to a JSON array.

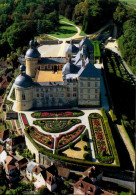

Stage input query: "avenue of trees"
[{"left": 113, "top": 3, "right": 136, "bottom": 74}]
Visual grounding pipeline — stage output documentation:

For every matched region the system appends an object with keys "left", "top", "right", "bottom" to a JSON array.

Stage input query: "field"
[
  {"left": 50, "top": 21, "right": 77, "bottom": 38},
  {"left": 120, "top": 0, "right": 136, "bottom": 8}
]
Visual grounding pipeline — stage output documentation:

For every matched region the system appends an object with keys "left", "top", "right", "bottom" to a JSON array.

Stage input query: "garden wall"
[{"left": 25, "top": 136, "right": 39, "bottom": 163}]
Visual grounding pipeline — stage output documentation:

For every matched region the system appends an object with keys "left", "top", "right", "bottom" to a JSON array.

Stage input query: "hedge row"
[
  {"left": 121, "top": 120, "right": 135, "bottom": 154},
  {"left": 109, "top": 109, "right": 117, "bottom": 122},
  {"left": 89, "top": 114, "right": 114, "bottom": 164},
  {"left": 101, "top": 108, "right": 120, "bottom": 166},
  {"left": 24, "top": 129, "right": 120, "bottom": 167}
]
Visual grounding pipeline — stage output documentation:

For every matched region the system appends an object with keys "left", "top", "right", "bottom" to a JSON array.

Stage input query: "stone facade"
[{"left": 13, "top": 37, "right": 101, "bottom": 111}]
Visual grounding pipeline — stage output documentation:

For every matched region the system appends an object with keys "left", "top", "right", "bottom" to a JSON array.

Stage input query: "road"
[{"left": 103, "top": 176, "right": 135, "bottom": 193}]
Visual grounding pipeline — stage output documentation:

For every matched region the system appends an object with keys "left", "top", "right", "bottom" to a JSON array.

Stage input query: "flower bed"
[
  {"left": 33, "top": 119, "right": 81, "bottom": 133},
  {"left": 55, "top": 125, "right": 85, "bottom": 149},
  {"left": 28, "top": 126, "right": 54, "bottom": 149},
  {"left": 88, "top": 113, "right": 114, "bottom": 164},
  {"left": 21, "top": 114, "right": 29, "bottom": 126},
  {"left": 31, "top": 110, "right": 84, "bottom": 118}
]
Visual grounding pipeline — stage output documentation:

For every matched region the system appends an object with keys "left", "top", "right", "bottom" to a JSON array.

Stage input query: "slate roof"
[
  {"left": 25, "top": 48, "right": 41, "bottom": 59},
  {"left": 66, "top": 41, "right": 79, "bottom": 54},
  {"left": 40, "top": 57, "right": 66, "bottom": 64},
  {"left": 79, "top": 36, "right": 94, "bottom": 52},
  {"left": 78, "top": 63, "right": 100, "bottom": 78},
  {"left": 62, "top": 58, "right": 80, "bottom": 75},
  {"left": 14, "top": 73, "right": 33, "bottom": 88}
]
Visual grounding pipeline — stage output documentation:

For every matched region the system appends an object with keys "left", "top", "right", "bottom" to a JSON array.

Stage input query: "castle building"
[{"left": 13, "top": 37, "right": 101, "bottom": 111}]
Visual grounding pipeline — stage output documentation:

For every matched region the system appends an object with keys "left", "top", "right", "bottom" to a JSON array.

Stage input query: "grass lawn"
[
  {"left": 62, "top": 140, "right": 88, "bottom": 159},
  {"left": 50, "top": 21, "right": 77, "bottom": 38},
  {"left": 35, "top": 34, "right": 57, "bottom": 41},
  {"left": 120, "top": 0, "right": 136, "bottom": 8},
  {"left": 59, "top": 15, "right": 75, "bottom": 25}
]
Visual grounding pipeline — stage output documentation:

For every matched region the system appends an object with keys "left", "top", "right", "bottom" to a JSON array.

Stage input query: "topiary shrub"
[
  {"left": 56, "top": 149, "right": 62, "bottom": 155},
  {"left": 83, "top": 153, "right": 91, "bottom": 160},
  {"left": 68, "top": 142, "right": 74, "bottom": 149},
  {"left": 46, "top": 140, "right": 51, "bottom": 145},
  {"left": 83, "top": 145, "right": 88, "bottom": 151}
]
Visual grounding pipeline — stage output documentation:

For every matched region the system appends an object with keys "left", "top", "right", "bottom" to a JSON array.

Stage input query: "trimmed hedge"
[
  {"left": 24, "top": 129, "right": 120, "bottom": 167},
  {"left": 109, "top": 109, "right": 117, "bottom": 122},
  {"left": 101, "top": 109, "right": 120, "bottom": 166},
  {"left": 121, "top": 120, "right": 135, "bottom": 153}
]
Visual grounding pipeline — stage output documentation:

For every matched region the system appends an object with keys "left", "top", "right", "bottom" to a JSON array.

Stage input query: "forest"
[
  {"left": 113, "top": 3, "right": 136, "bottom": 74},
  {"left": 0, "top": 0, "right": 135, "bottom": 75}
]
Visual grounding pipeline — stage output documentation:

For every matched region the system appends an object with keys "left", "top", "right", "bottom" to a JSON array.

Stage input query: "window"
[
  {"left": 73, "top": 93, "right": 76, "bottom": 97},
  {"left": 88, "top": 82, "right": 90, "bottom": 87},
  {"left": 88, "top": 95, "right": 90, "bottom": 99},
  {"left": 88, "top": 89, "right": 90, "bottom": 93},
  {"left": 95, "top": 82, "right": 98, "bottom": 87},
  {"left": 37, "top": 94, "right": 39, "bottom": 97},
  {"left": 67, "top": 87, "right": 70, "bottom": 91},
  {"left": 95, "top": 95, "right": 98, "bottom": 99},
  {"left": 41, "top": 93, "right": 44, "bottom": 97},
  {"left": 67, "top": 93, "right": 70, "bottom": 97},
  {"left": 73, "top": 87, "right": 77, "bottom": 91},
  {"left": 80, "top": 82, "right": 83, "bottom": 87},
  {"left": 22, "top": 94, "right": 25, "bottom": 100},
  {"left": 36, "top": 88, "right": 39, "bottom": 92},
  {"left": 95, "top": 89, "right": 98, "bottom": 93},
  {"left": 41, "top": 88, "right": 44, "bottom": 92}
]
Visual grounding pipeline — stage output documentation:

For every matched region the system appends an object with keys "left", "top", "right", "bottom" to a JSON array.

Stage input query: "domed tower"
[
  {"left": 14, "top": 65, "right": 33, "bottom": 111},
  {"left": 66, "top": 40, "right": 79, "bottom": 61},
  {"left": 25, "top": 40, "right": 41, "bottom": 78}
]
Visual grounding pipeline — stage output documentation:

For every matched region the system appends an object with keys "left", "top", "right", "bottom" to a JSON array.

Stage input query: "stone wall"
[{"left": 25, "top": 136, "right": 39, "bottom": 163}]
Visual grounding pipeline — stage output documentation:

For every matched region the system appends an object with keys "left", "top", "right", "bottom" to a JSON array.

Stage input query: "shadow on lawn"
[{"left": 73, "top": 147, "right": 81, "bottom": 151}]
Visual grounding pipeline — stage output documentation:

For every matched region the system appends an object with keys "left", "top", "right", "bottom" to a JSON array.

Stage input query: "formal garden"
[
  {"left": 33, "top": 119, "right": 81, "bottom": 133},
  {"left": 27, "top": 126, "right": 54, "bottom": 149},
  {"left": 88, "top": 113, "right": 114, "bottom": 164},
  {"left": 31, "top": 110, "right": 84, "bottom": 118},
  {"left": 21, "top": 110, "right": 120, "bottom": 166},
  {"left": 55, "top": 125, "right": 85, "bottom": 149}
]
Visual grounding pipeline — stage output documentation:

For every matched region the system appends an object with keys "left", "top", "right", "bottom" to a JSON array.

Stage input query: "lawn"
[
  {"left": 50, "top": 21, "right": 77, "bottom": 38},
  {"left": 62, "top": 140, "right": 88, "bottom": 159},
  {"left": 120, "top": 0, "right": 136, "bottom": 8}
]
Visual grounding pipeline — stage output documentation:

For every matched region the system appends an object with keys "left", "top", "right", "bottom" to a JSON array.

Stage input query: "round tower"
[
  {"left": 25, "top": 40, "right": 41, "bottom": 78},
  {"left": 66, "top": 40, "right": 79, "bottom": 61},
  {"left": 14, "top": 65, "right": 33, "bottom": 111}
]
